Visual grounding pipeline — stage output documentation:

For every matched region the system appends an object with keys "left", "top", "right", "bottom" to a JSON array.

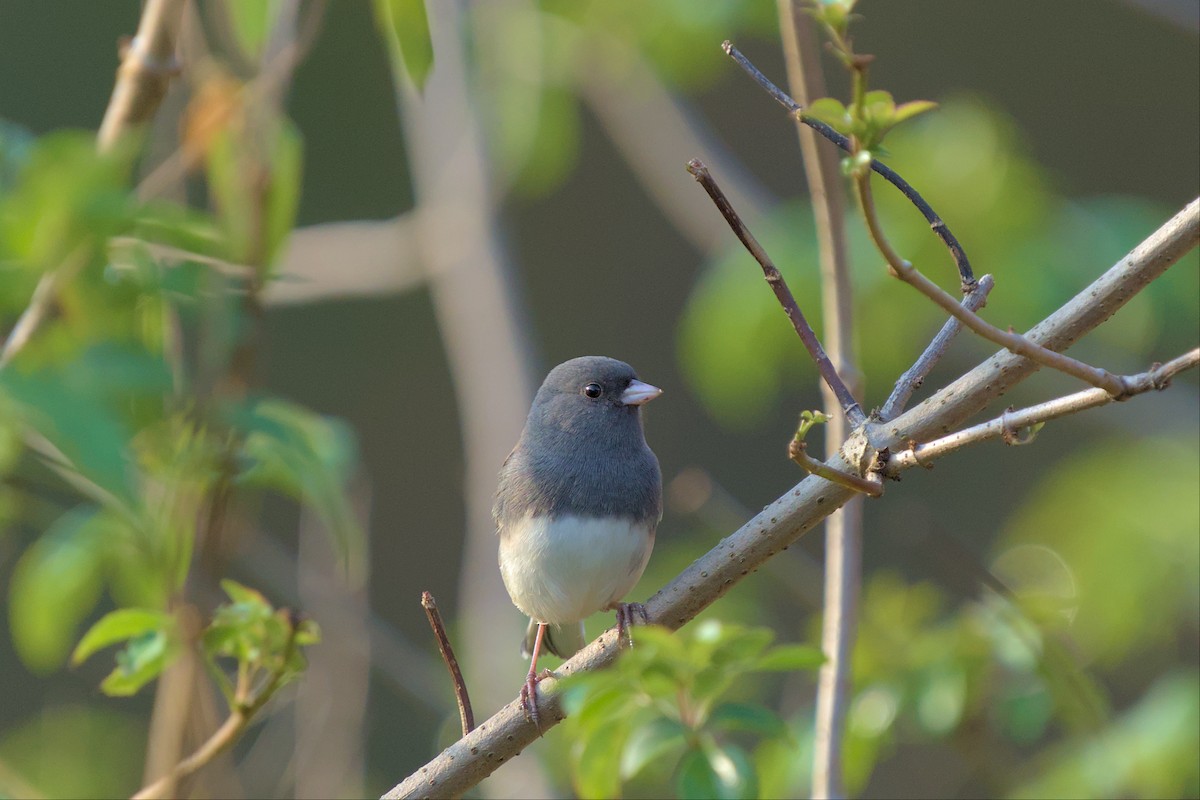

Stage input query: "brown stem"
[
  {"left": 97, "top": 0, "right": 186, "bottom": 153},
  {"left": 686, "top": 159, "right": 865, "bottom": 426},
  {"left": 789, "top": 438, "right": 882, "bottom": 497},
  {"left": 856, "top": 174, "right": 1131, "bottom": 396},
  {"left": 421, "top": 591, "right": 475, "bottom": 736},
  {"left": 132, "top": 621, "right": 300, "bottom": 800}
]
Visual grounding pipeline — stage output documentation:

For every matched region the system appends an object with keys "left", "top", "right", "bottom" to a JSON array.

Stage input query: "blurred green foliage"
[
  {"left": 561, "top": 621, "right": 823, "bottom": 799},
  {"left": 0, "top": 28, "right": 359, "bottom": 793}
]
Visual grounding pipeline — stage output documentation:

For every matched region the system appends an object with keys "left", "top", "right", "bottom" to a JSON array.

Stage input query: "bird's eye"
[{"left": 583, "top": 383, "right": 603, "bottom": 399}]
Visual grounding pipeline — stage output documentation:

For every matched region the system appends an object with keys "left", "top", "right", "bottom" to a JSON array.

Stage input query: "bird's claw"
[
  {"left": 520, "top": 669, "right": 556, "bottom": 730},
  {"left": 615, "top": 602, "right": 649, "bottom": 647}
]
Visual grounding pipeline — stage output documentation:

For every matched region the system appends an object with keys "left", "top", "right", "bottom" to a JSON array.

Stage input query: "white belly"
[{"left": 499, "top": 515, "right": 654, "bottom": 624}]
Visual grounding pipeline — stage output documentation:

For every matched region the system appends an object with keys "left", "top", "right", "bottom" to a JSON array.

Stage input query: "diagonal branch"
[
  {"left": 379, "top": 200, "right": 1198, "bottom": 800},
  {"left": 686, "top": 159, "right": 865, "bottom": 426},
  {"left": 882, "top": 274, "right": 995, "bottom": 420},
  {"left": 885, "top": 348, "right": 1200, "bottom": 473},
  {"left": 723, "top": 41, "right": 976, "bottom": 292}
]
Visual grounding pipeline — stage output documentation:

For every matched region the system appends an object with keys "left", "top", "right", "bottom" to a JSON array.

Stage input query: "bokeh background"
[{"left": 0, "top": 1, "right": 1197, "bottom": 798}]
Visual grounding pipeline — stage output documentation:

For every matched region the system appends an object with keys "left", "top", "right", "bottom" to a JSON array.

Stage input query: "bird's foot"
[
  {"left": 614, "top": 602, "right": 649, "bottom": 647},
  {"left": 520, "top": 668, "right": 556, "bottom": 730}
]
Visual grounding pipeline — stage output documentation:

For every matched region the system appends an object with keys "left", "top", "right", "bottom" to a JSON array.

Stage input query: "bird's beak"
[{"left": 620, "top": 380, "right": 662, "bottom": 406}]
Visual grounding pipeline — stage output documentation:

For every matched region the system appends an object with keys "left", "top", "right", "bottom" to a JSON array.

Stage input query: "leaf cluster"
[{"left": 560, "top": 621, "right": 822, "bottom": 799}]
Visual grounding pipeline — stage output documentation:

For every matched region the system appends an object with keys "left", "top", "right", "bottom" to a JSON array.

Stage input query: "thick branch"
[
  {"left": 686, "top": 159, "right": 864, "bottom": 426},
  {"left": 722, "top": 41, "right": 976, "bottom": 291},
  {"left": 886, "top": 349, "right": 1200, "bottom": 473},
  {"left": 380, "top": 201, "right": 1197, "bottom": 800}
]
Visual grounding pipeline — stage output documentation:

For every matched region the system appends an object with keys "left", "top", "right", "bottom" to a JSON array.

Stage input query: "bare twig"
[
  {"left": 133, "top": 619, "right": 302, "bottom": 800},
  {"left": 881, "top": 274, "right": 996, "bottom": 420},
  {"left": 776, "top": 9, "right": 864, "bottom": 794},
  {"left": 789, "top": 439, "right": 882, "bottom": 497},
  {"left": 856, "top": 174, "right": 1134, "bottom": 397},
  {"left": 379, "top": 200, "right": 1198, "bottom": 800},
  {"left": 886, "top": 349, "right": 1200, "bottom": 473},
  {"left": 722, "top": 41, "right": 976, "bottom": 292},
  {"left": 421, "top": 592, "right": 475, "bottom": 736},
  {"left": 686, "top": 159, "right": 865, "bottom": 426}
]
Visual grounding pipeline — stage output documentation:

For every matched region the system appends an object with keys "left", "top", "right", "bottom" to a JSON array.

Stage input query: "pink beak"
[{"left": 620, "top": 380, "right": 662, "bottom": 406}]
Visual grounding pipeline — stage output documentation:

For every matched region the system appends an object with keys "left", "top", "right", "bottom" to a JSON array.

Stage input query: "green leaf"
[
  {"left": 100, "top": 628, "right": 176, "bottom": 696},
  {"left": 373, "top": 0, "right": 435, "bottom": 91},
  {"left": 263, "top": 117, "right": 302, "bottom": 269},
  {"left": 755, "top": 643, "right": 825, "bottom": 671},
  {"left": 221, "top": 578, "right": 269, "bottom": 606},
  {"left": 72, "top": 608, "right": 173, "bottom": 666},
  {"left": 294, "top": 618, "right": 321, "bottom": 646},
  {"left": 205, "top": 116, "right": 302, "bottom": 268},
  {"left": 707, "top": 703, "right": 788, "bottom": 738},
  {"left": 8, "top": 507, "right": 106, "bottom": 671},
  {"left": 620, "top": 716, "right": 689, "bottom": 779},
  {"left": 1, "top": 359, "right": 139, "bottom": 506},
  {"left": 224, "top": 0, "right": 279, "bottom": 61},
  {"left": 0, "top": 131, "right": 133, "bottom": 272},
  {"left": 230, "top": 397, "right": 362, "bottom": 563},
  {"left": 803, "top": 97, "right": 851, "bottom": 134},
  {"left": 572, "top": 713, "right": 630, "bottom": 799},
  {"left": 677, "top": 737, "right": 758, "bottom": 800},
  {"left": 892, "top": 99, "right": 938, "bottom": 125}
]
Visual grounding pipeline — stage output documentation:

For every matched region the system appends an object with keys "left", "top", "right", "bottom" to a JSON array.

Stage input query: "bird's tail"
[{"left": 521, "top": 617, "right": 586, "bottom": 660}]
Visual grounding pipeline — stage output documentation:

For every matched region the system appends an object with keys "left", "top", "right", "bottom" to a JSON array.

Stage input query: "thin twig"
[
  {"left": 133, "top": 621, "right": 301, "bottom": 800},
  {"left": 0, "top": 0, "right": 185, "bottom": 370},
  {"left": 686, "top": 159, "right": 865, "bottom": 426},
  {"left": 886, "top": 349, "right": 1200, "bottom": 473},
  {"left": 789, "top": 439, "right": 882, "bottom": 497},
  {"left": 722, "top": 41, "right": 976, "bottom": 292},
  {"left": 881, "top": 274, "right": 996, "bottom": 420},
  {"left": 856, "top": 174, "right": 1133, "bottom": 397},
  {"left": 378, "top": 199, "right": 1198, "bottom": 800},
  {"left": 421, "top": 591, "right": 475, "bottom": 736},
  {"left": 776, "top": 7, "right": 863, "bottom": 795}
]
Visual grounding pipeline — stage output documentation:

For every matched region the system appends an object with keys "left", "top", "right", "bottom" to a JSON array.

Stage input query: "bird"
[{"left": 494, "top": 356, "right": 663, "bottom": 725}]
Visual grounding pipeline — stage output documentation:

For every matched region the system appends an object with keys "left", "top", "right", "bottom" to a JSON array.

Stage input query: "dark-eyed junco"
[{"left": 494, "top": 356, "right": 663, "bottom": 724}]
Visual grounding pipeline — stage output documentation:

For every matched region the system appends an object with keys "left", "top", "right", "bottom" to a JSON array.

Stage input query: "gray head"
[
  {"left": 527, "top": 356, "right": 661, "bottom": 441},
  {"left": 495, "top": 356, "right": 663, "bottom": 523}
]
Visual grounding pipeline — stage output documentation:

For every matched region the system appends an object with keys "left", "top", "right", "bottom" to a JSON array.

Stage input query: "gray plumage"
[
  {"left": 494, "top": 357, "right": 662, "bottom": 526},
  {"left": 495, "top": 356, "right": 663, "bottom": 659}
]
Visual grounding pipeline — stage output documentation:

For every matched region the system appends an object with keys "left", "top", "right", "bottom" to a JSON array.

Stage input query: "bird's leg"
[
  {"left": 611, "top": 602, "right": 649, "bottom": 647},
  {"left": 520, "top": 621, "right": 552, "bottom": 729}
]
